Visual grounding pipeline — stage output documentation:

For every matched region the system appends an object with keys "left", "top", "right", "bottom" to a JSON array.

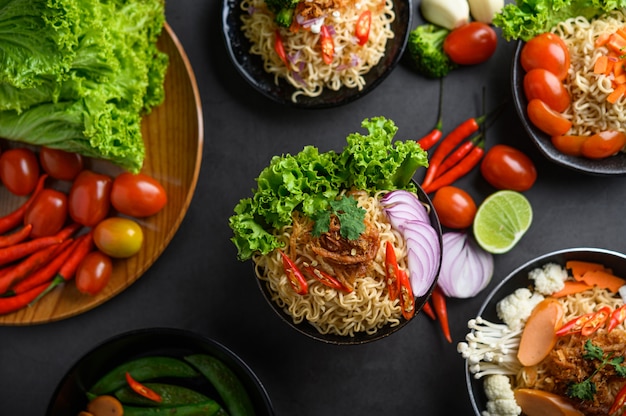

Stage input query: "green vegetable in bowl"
[
  {"left": 493, "top": 0, "right": 626, "bottom": 41},
  {"left": 0, "top": 0, "right": 168, "bottom": 173},
  {"left": 406, "top": 24, "right": 457, "bottom": 78},
  {"left": 264, "top": 0, "right": 301, "bottom": 27},
  {"left": 229, "top": 116, "right": 428, "bottom": 261}
]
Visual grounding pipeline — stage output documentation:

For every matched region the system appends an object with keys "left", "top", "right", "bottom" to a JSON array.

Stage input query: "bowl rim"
[
  {"left": 511, "top": 40, "right": 626, "bottom": 176},
  {"left": 46, "top": 327, "right": 275, "bottom": 415},
  {"left": 465, "top": 246, "right": 626, "bottom": 415},
  {"left": 254, "top": 182, "right": 443, "bottom": 345}
]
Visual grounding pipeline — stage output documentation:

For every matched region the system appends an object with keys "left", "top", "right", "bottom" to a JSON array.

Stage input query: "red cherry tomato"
[
  {"left": 93, "top": 217, "right": 144, "bottom": 258},
  {"left": 0, "top": 148, "right": 40, "bottom": 196},
  {"left": 443, "top": 22, "right": 497, "bottom": 65},
  {"left": 24, "top": 189, "right": 68, "bottom": 238},
  {"left": 39, "top": 147, "right": 84, "bottom": 181},
  {"left": 480, "top": 144, "right": 537, "bottom": 192},
  {"left": 68, "top": 170, "right": 112, "bottom": 227},
  {"left": 75, "top": 250, "right": 113, "bottom": 295},
  {"left": 527, "top": 98, "right": 572, "bottom": 136},
  {"left": 521, "top": 32, "right": 570, "bottom": 81},
  {"left": 431, "top": 186, "right": 477, "bottom": 229},
  {"left": 110, "top": 172, "right": 167, "bottom": 217},
  {"left": 523, "top": 68, "right": 571, "bottom": 112},
  {"left": 581, "top": 130, "right": 626, "bottom": 159},
  {"left": 551, "top": 135, "right": 588, "bottom": 156}
]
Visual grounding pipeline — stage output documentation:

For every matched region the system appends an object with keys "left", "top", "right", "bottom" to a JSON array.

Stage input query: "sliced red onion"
[
  {"left": 401, "top": 220, "right": 441, "bottom": 296},
  {"left": 438, "top": 232, "right": 493, "bottom": 299},
  {"left": 381, "top": 190, "right": 440, "bottom": 297}
]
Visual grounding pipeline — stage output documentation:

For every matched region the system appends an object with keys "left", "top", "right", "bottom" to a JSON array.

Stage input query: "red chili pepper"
[
  {"left": 354, "top": 10, "right": 371, "bottom": 46},
  {"left": 0, "top": 281, "right": 49, "bottom": 315},
  {"left": 0, "top": 224, "right": 32, "bottom": 248},
  {"left": 398, "top": 269, "right": 415, "bottom": 320},
  {"left": 279, "top": 249, "right": 308, "bottom": 295},
  {"left": 303, "top": 265, "right": 351, "bottom": 292},
  {"left": 608, "top": 305, "right": 626, "bottom": 333},
  {"left": 10, "top": 238, "right": 76, "bottom": 295},
  {"left": 125, "top": 372, "right": 162, "bottom": 403},
  {"left": 435, "top": 134, "right": 484, "bottom": 179},
  {"left": 0, "top": 240, "right": 66, "bottom": 294},
  {"left": 421, "top": 117, "right": 482, "bottom": 189},
  {"left": 422, "top": 145, "right": 485, "bottom": 194},
  {"left": 384, "top": 241, "right": 400, "bottom": 300},
  {"left": 0, "top": 235, "right": 61, "bottom": 268},
  {"left": 274, "top": 29, "right": 289, "bottom": 68},
  {"left": 609, "top": 382, "right": 626, "bottom": 414},
  {"left": 421, "top": 300, "right": 436, "bottom": 320},
  {"left": 0, "top": 174, "right": 47, "bottom": 235},
  {"left": 581, "top": 306, "right": 612, "bottom": 336},
  {"left": 431, "top": 285, "right": 452, "bottom": 343},
  {"left": 417, "top": 79, "right": 444, "bottom": 152},
  {"left": 31, "top": 231, "right": 95, "bottom": 305},
  {"left": 320, "top": 25, "right": 334, "bottom": 65},
  {"left": 556, "top": 312, "right": 595, "bottom": 336}
]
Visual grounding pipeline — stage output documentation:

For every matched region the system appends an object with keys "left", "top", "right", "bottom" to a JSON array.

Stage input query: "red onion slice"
[
  {"left": 401, "top": 220, "right": 441, "bottom": 296},
  {"left": 438, "top": 232, "right": 493, "bottom": 299}
]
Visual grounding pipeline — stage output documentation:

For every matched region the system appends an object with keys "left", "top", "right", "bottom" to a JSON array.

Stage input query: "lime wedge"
[{"left": 473, "top": 190, "right": 533, "bottom": 254}]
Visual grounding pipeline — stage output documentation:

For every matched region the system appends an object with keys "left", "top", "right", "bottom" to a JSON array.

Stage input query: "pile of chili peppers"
[{"left": 0, "top": 175, "right": 92, "bottom": 315}]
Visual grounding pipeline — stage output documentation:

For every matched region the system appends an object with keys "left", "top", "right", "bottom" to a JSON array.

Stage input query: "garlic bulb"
[
  {"left": 468, "top": 0, "right": 504, "bottom": 24},
  {"left": 419, "top": 0, "right": 470, "bottom": 30}
]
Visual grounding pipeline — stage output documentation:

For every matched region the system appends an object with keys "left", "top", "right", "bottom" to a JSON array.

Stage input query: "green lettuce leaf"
[
  {"left": 493, "top": 0, "right": 626, "bottom": 41},
  {"left": 229, "top": 117, "right": 429, "bottom": 261},
  {"left": 0, "top": 0, "right": 168, "bottom": 173}
]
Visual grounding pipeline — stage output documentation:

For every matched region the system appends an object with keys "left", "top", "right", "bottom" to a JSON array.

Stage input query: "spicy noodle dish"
[
  {"left": 229, "top": 117, "right": 441, "bottom": 341},
  {"left": 239, "top": 0, "right": 396, "bottom": 102},
  {"left": 459, "top": 251, "right": 626, "bottom": 416}
]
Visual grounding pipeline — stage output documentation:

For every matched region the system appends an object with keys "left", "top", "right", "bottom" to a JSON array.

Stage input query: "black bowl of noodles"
[
  {"left": 252, "top": 183, "right": 443, "bottom": 345},
  {"left": 221, "top": 0, "right": 412, "bottom": 108},
  {"left": 46, "top": 327, "right": 275, "bottom": 416},
  {"left": 464, "top": 247, "right": 626, "bottom": 415},
  {"left": 512, "top": 37, "right": 626, "bottom": 176}
]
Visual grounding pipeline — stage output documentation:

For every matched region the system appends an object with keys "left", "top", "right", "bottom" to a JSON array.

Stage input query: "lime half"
[{"left": 473, "top": 190, "right": 533, "bottom": 254}]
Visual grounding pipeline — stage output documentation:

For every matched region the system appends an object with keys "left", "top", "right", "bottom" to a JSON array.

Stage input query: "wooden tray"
[{"left": 0, "top": 23, "right": 204, "bottom": 325}]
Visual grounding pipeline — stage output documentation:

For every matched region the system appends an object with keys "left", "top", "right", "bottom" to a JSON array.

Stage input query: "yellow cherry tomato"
[{"left": 93, "top": 217, "right": 143, "bottom": 258}]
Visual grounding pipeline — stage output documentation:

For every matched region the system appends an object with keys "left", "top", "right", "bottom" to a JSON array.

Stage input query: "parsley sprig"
[
  {"left": 567, "top": 339, "right": 626, "bottom": 401},
  {"left": 311, "top": 195, "right": 366, "bottom": 240}
]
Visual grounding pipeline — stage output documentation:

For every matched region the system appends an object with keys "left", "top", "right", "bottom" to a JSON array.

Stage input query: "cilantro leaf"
[
  {"left": 583, "top": 339, "right": 605, "bottom": 361},
  {"left": 567, "top": 379, "right": 596, "bottom": 401},
  {"left": 311, "top": 195, "right": 366, "bottom": 240}
]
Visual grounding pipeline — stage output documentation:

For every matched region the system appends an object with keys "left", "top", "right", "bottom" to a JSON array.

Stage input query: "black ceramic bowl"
[
  {"left": 511, "top": 41, "right": 626, "bottom": 175},
  {"left": 255, "top": 183, "right": 443, "bottom": 345},
  {"left": 46, "top": 328, "right": 274, "bottom": 415},
  {"left": 465, "top": 247, "right": 626, "bottom": 415},
  {"left": 221, "top": 0, "right": 412, "bottom": 108}
]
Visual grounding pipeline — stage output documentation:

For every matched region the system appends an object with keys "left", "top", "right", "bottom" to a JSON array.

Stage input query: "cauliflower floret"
[
  {"left": 528, "top": 262, "right": 568, "bottom": 295},
  {"left": 481, "top": 374, "right": 521, "bottom": 416},
  {"left": 496, "top": 287, "right": 544, "bottom": 330}
]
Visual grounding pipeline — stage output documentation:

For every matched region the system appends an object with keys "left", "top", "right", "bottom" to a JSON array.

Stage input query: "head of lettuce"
[{"left": 0, "top": 0, "right": 169, "bottom": 173}]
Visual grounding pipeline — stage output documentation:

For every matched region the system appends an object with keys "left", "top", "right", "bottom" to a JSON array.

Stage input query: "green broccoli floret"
[
  {"left": 265, "top": 0, "right": 301, "bottom": 27},
  {"left": 407, "top": 24, "right": 457, "bottom": 78}
]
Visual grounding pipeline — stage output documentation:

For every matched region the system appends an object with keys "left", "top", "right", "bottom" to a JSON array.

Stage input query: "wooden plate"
[{"left": 0, "top": 23, "right": 203, "bottom": 325}]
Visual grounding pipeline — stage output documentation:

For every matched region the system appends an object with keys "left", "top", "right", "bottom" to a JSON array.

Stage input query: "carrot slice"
[
  {"left": 607, "top": 33, "right": 626, "bottom": 55},
  {"left": 552, "top": 280, "right": 592, "bottom": 298},
  {"left": 596, "top": 33, "right": 610, "bottom": 47},
  {"left": 607, "top": 83, "right": 626, "bottom": 103},
  {"left": 566, "top": 260, "right": 607, "bottom": 281},
  {"left": 514, "top": 389, "right": 584, "bottom": 416},
  {"left": 580, "top": 269, "right": 626, "bottom": 293},
  {"left": 594, "top": 55, "right": 609, "bottom": 74}
]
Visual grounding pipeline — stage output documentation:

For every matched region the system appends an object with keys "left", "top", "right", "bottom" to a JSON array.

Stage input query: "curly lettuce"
[
  {"left": 229, "top": 117, "right": 429, "bottom": 261},
  {"left": 493, "top": 0, "right": 626, "bottom": 41},
  {"left": 0, "top": 0, "right": 167, "bottom": 173}
]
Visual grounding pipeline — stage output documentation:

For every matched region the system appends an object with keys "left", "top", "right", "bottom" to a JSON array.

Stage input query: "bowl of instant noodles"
[
  {"left": 229, "top": 118, "right": 442, "bottom": 345},
  {"left": 462, "top": 248, "right": 626, "bottom": 415},
  {"left": 221, "top": 0, "right": 411, "bottom": 108},
  {"left": 47, "top": 328, "right": 275, "bottom": 416},
  {"left": 511, "top": 12, "right": 626, "bottom": 176}
]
